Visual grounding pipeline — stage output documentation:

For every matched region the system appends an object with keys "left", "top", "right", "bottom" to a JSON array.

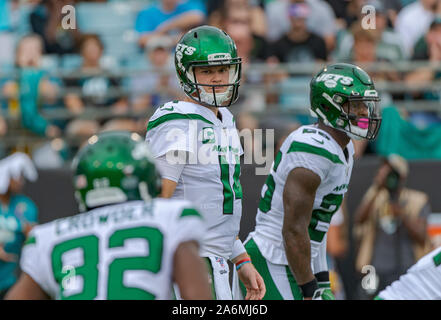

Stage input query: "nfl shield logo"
[{"left": 215, "top": 256, "right": 225, "bottom": 268}]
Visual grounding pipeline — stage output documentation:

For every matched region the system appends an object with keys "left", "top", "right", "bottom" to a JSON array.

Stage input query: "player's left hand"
[
  {"left": 311, "top": 288, "right": 335, "bottom": 300},
  {"left": 237, "top": 263, "right": 266, "bottom": 300}
]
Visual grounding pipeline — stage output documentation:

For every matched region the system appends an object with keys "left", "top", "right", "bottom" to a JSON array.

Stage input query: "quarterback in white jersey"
[
  {"left": 145, "top": 25, "right": 265, "bottom": 300},
  {"left": 6, "top": 131, "right": 211, "bottom": 300},
  {"left": 239, "top": 63, "right": 382, "bottom": 300},
  {"left": 146, "top": 100, "right": 243, "bottom": 259},
  {"left": 377, "top": 246, "right": 441, "bottom": 300}
]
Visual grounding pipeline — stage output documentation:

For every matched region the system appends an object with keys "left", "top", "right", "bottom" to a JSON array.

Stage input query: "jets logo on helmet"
[
  {"left": 310, "top": 63, "right": 382, "bottom": 140},
  {"left": 175, "top": 43, "right": 196, "bottom": 73},
  {"left": 316, "top": 73, "right": 354, "bottom": 88},
  {"left": 174, "top": 25, "right": 242, "bottom": 108}
]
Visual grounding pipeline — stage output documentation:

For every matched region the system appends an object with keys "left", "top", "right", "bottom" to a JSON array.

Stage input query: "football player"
[
  {"left": 376, "top": 245, "right": 441, "bottom": 300},
  {"left": 5, "top": 131, "right": 211, "bottom": 300},
  {"left": 238, "top": 63, "right": 382, "bottom": 300},
  {"left": 145, "top": 25, "right": 265, "bottom": 300}
]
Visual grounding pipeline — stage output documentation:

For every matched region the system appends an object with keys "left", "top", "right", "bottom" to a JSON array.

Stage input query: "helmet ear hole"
[{"left": 321, "top": 104, "right": 330, "bottom": 112}]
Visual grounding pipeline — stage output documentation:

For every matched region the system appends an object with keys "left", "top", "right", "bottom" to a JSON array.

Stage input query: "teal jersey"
[{"left": 0, "top": 194, "right": 38, "bottom": 290}]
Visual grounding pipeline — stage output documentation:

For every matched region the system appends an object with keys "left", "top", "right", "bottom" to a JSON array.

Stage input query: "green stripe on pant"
[
  {"left": 242, "top": 237, "right": 303, "bottom": 300},
  {"left": 204, "top": 257, "right": 217, "bottom": 300}
]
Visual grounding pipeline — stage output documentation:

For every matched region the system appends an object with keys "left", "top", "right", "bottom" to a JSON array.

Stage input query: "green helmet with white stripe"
[
  {"left": 174, "top": 25, "right": 242, "bottom": 108},
  {"left": 310, "top": 63, "right": 382, "bottom": 140},
  {"left": 72, "top": 131, "right": 162, "bottom": 212}
]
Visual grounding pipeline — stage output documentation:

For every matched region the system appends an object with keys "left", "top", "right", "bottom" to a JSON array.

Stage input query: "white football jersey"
[
  {"left": 249, "top": 124, "right": 354, "bottom": 273},
  {"left": 378, "top": 246, "right": 441, "bottom": 300},
  {"left": 20, "top": 199, "right": 205, "bottom": 300},
  {"left": 145, "top": 101, "right": 243, "bottom": 259}
]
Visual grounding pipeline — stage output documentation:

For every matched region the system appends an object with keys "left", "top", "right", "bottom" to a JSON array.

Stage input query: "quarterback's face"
[{"left": 193, "top": 65, "right": 231, "bottom": 93}]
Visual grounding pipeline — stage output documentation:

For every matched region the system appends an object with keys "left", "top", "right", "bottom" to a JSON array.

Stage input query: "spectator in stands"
[
  {"left": 265, "top": 0, "right": 337, "bottom": 52},
  {"left": 63, "top": 34, "right": 128, "bottom": 139},
  {"left": 265, "top": 0, "right": 328, "bottom": 115},
  {"left": 379, "top": 0, "right": 404, "bottom": 28},
  {"left": 0, "top": 116, "right": 6, "bottom": 137},
  {"left": 0, "top": 115, "right": 5, "bottom": 159},
  {"left": 217, "top": 3, "right": 269, "bottom": 64},
  {"left": 329, "top": 0, "right": 402, "bottom": 32},
  {"left": 348, "top": 25, "right": 378, "bottom": 66},
  {"left": 268, "top": 2, "right": 328, "bottom": 63},
  {"left": 394, "top": 0, "right": 438, "bottom": 57},
  {"left": 335, "top": 0, "right": 407, "bottom": 62},
  {"left": 30, "top": 0, "right": 82, "bottom": 55},
  {"left": 348, "top": 23, "right": 402, "bottom": 158},
  {"left": 0, "top": 152, "right": 38, "bottom": 299},
  {"left": 221, "top": 4, "right": 269, "bottom": 113},
  {"left": 331, "top": 0, "right": 365, "bottom": 30},
  {"left": 1, "top": 34, "right": 61, "bottom": 138},
  {"left": 209, "top": 0, "right": 268, "bottom": 38},
  {"left": 404, "top": 17, "right": 441, "bottom": 128},
  {"left": 0, "top": 0, "right": 18, "bottom": 68},
  {"left": 130, "top": 35, "right": 181, "bottom": 114},
  {"left": 407, "top": 17, "right": 441, "bottom": 78},
  {"left": 135, "top": 0, "right": 206, "bottom": 49},
  {"left": 354, "top": 154, "right": 432, "bottom": 299}
]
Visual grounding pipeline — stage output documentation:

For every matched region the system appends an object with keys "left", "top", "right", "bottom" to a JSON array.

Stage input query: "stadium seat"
[
  {"left": 60, "top": 54, "right": 82, "bottom": 71},
  {"left": 76, "top": 2, "right": 134, "bottom": 34},
  {"left": 16, "top": 4, "right": 33, "bottom": 36},
  {"left": 279, "top": 76, "right": 310, "bottom": 111},
  {"left": 121, "top": 52, "right": 149, "bottom": 71},
  {"left": 76, "top": 2, "right": 143, "bottom": 62},
  {"left": 41, "top": 55, "right": 60, "bottom": 72}
]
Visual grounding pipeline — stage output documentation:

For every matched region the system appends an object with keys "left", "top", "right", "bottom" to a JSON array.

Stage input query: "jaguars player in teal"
[
  {"left": 5, "top": 132, "right": 212, "bottom": 300},
  {"left": 0, "top": 153, "right": 38, "bottom": 299},
  {"left": 237, "top": 63, "right": 382, "bottom": 300}
]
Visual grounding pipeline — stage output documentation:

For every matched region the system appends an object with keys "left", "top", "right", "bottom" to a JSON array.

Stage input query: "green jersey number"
[
  {"left": 309, "top": 193, "right": 343, "bottom": 243},
  {"left": 219, "top": 155, "right": 242, "bottom": 214},
  {"left": 51, "top": 226, "right": 163, "bottom": 300},
  {"left": 259, "top": 151, "right": 283, "bottom": 213}
]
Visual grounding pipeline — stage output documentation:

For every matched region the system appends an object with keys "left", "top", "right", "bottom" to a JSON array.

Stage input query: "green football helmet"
[
  {"left": 174, "top": 25, "right": 242, "bottom": 108},
  {"left": 72, "top": 131, "right": 162, "bottom": 212},
  {"left": 310, "top": 63, "right": 382, "bottom": 140}
]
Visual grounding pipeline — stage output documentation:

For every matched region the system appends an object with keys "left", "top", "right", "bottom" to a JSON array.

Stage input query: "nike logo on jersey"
[
  {"left": 160, "top": 106, "right": 174, "bottom": 111},
  {"left": 312, "top": 138, "right": 324, "bottom": 144}
]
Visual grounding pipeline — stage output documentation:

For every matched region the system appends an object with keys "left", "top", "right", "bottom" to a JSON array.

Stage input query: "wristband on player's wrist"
[
  {"left": 315, "top": 271, "right": 331, "bottom": 288},
  {"left": 300, "top": 278, "right": 319, "bottom": 298},
  {"left": 231, "top": 239, "right": 247, "bottom": 260},
  {"left": 235, "top": 257, "right": 251, "bottom": 271}
]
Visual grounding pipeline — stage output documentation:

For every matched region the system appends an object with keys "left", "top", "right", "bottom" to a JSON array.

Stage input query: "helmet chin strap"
[
  {"left": 198, "top": 86, "right": 233, "bottom": 106},
  {"left": 344, "top": 123, "right": 368, "bottom": 140},
  {"left": 345, "top": 131, "right": 364, "bottom": 140}
]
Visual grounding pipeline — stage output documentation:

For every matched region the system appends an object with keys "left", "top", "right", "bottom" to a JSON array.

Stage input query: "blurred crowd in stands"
[{"left": 0, "top": 0, "right": 441, "bottom": 167}]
